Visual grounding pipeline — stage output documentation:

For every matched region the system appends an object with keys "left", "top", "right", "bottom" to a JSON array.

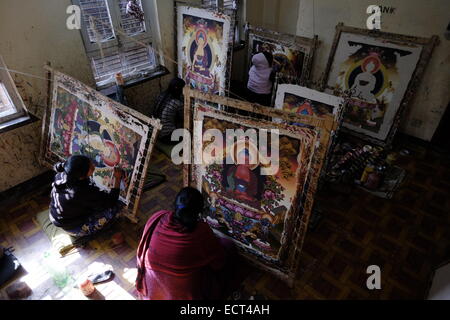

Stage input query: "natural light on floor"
[{"left": 16, "top": 249, "right": 136, "bottom": 300}]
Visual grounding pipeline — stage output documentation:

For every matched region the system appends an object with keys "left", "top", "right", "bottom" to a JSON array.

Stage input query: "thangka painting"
[
  {"left": 41, "top": 71, "right": 160, "bottom": 217},
  {"left": 247, "top": 26, "right": 317, "bottom": 86},
  {"left": 177, "top": 5, "right": 232, "bottom": 95},
  {"left": 187, "top": 96, "right": 333, "bottom": 282},
  {"left": 323, "top": 24, "right": 438, "bottom": 144},
  {"left": 274, "top": 85, "right": 345, "bottom": 182},
  {"left": 275, "top": 84, "right": 344, "bottom": 120}
]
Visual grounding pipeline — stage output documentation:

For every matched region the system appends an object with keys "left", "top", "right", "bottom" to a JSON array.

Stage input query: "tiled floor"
[{"left": 0, "top": 141, "right": 449, "bottom": 300}]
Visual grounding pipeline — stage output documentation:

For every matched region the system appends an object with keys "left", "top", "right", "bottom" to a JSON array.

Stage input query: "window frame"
[
  {"left": 0, "top": 55, "right": 29, "bottom": 126},
  {"left": 73, "top": 0, "right": 161, "bottom": 88}
]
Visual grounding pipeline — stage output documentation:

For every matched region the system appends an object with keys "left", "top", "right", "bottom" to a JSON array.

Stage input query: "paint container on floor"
[
  {"left": 360, "top": 164, "right": 374, "bottom": 183},
  {"left": 364, "top": 171, "right": 382, "bottom": 190},
  {"left": 112, "top": 232, "right": 124, "bottom": 245},
  {"left": 42, "top": 251, "right": 71, "bottom": 289},
  {"left": 79, "top": 279, "right": 95, "bottom": 296}
]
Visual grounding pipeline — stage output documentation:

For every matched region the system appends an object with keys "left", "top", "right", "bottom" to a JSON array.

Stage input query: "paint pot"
[
  {"left": 112, "top": 232, "right": 124, "bottom": 246},
  {"left": 386, "top": 153, "right": 398, "bottom": 166},
  {"left": 79, "top": 279, "right": 95, "bottom": 296},
  {"left": 360, "top": 164, "right": 374, "bottom": 183},
  {"left": 364, "top": 172, "right": 382, "bottom": 190}
]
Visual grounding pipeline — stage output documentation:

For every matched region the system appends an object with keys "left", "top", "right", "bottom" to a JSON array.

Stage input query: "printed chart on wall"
[
  {"left": 177, "top": 5, "right": 232, "bottom": 95},
  {"left": 190, "top": 104, "right": 323, "bottom": 273},
  {"left": 323, "top": 25, "right": 438, "bottom": 143},
  {"left": 44, "top": 71, "right": 160, "bottom": 209}
]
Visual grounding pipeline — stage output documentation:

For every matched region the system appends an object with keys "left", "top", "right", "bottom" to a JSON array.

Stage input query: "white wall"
[
  {"left": 296, "top": 0, "right": 450, "bottom": 141},
  {"left": 246, "top": 0, "right": 299, "bottom": 35}
]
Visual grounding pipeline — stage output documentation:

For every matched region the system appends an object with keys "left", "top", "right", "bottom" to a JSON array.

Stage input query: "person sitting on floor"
[
  {"left": 49, "top": 155, "right": 124, "bottom": 238},
  {"left": 246, "top": 51, "right": 276, "bottom": 107},
  {"left": 152, "top": 77, "right": 186, "bottom": 144},
  {"left": 135, "top": 187, "right": 237, "bottom": 300}
]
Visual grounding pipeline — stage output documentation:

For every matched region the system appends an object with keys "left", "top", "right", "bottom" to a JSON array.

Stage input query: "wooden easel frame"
[
  {"left": 39, "top": 67, "right": 161, "bottom": 223},
  {"left": 321, "top": 23, "right": 439, "bottom": 147},
  {"left": 183, "top": 87, "right": 336, "bottom": 286}
]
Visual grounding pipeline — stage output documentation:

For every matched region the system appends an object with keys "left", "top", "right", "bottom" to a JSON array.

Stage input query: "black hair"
[
  {"left": 153, "top": 77, "right": 186, "bottom": 119},
  {"left": 168, "top": 77, "right": 186, "bottom": 99},
  {"left": 262, "top": 51, "right": 273, "bottom": 67},
  {"left": 173, "top": 187, "right": 204, "bottom": 232},
  {"left": 63, "top": 155, "right": 91, "bottom": 185}
]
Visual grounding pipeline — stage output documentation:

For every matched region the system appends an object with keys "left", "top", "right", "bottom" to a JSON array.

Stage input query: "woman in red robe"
[{"left": 135, "top": 187, "right": 236, "bottom": 300}]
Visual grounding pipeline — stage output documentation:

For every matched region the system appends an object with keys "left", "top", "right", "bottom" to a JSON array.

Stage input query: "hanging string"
[
  {"left": 0, "top": 6, "right": 270, "bottom": 105},
  {"left": 80, "top": 8, "right": 252, "bottom": 103},
  {"left": 0, "top": 66, "right": 54, "bottom": 82},
  {"left": 312, "top": 0, "right": 315, "bottom": 39},
  {"left": 90, "top": 15, "right": 105, "bottom": 59}
]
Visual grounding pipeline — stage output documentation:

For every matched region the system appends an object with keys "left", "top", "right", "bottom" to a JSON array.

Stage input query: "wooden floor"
[{"left": 0, "top": 140, "right": 449, "bottom": 300}]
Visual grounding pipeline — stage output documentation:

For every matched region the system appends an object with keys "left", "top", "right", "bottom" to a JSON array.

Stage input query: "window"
[
  {"left": 202, "top": 0, "right": 237, "bottom": 10},
  {"left": 74, "top": 0, "right": 160, "bottom": 89},
  {"left": 0, "top": 56, "right": 29, "bottom": 127},
  {"left": 201, "top": 0, "right": 244, "bottom": 46}
]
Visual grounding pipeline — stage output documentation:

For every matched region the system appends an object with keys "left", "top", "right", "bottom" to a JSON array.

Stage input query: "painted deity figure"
[
  {"left": 192, "top": 30, "right": 210, "bottom": 77},
  {"left": 226, "top": 148, "right": 258, "bottom": 202},
  {"left": 295, "top": 100, "right": 314, "bottom": 115},
  {"left": 348, "top": 54, "right": 385, "bottom": 125},
  {"left": 351, "top": 59, "right": 378, "bottom": 103}
]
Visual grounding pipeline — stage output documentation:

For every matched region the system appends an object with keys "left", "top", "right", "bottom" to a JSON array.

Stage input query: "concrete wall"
[
  {"left": 246, "top": 0, "right": 300, "bottom": 35},
  {"left": 296, "top": 0, "right": 450, "bottom": 141}
]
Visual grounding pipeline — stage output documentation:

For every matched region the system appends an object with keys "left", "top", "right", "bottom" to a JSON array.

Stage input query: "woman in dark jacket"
[
  {"left": 135, "top": 187, "right": 237, "bottom": 300},
  {"left": 152, "top": 77, "right": 186, "bottom": 144},
  {"left": 49, "top": 155, "right": 124, "bottom": 238}
]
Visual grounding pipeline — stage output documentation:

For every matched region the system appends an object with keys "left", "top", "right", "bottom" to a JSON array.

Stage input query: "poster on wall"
[
  {"left": 177, "top": 5, "right": 232, "bottom": 95},
  {"left": 184, "top": 88, "right": 335, "bottom": 283},
  {"left": 247, "top": 26, "right": 317, "bottom": 86},
  {"left": 323, "top": 24, "right": 438, "bottom": 145},
  {"left": 41, "top": 71, "right": 161, "bottom": 219}
]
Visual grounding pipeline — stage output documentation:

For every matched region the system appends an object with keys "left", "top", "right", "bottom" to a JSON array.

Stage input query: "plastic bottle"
[{"left": 42, "top": 251, "right": 71, "bottom": 289}]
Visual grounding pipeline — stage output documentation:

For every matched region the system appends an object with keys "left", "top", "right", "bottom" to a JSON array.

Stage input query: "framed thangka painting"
[
  {"left": 183, "top": 88, "right": 335, "bottom": 284},
  {"left": 40, "top": 70, "right": 161, "bottom": 221},
  {"left": 274, "top": 85, "right": 345, "bottom": 182},
  {"left": 246, "top": 26, "right": 318, "bottom": 87},
  {"left": 274, "top": 85, "right": 344, "bottom": 121},
  {"left": 323, "top": 23, "right": 438, "bottom": 145},
  {"left": 177, "top": 4, "right": 232, "bottom": 95}
]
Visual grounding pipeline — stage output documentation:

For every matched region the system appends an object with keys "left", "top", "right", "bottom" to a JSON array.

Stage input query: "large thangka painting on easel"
[
  {"left": 323, "top": 23, "right": 438, "bottom": 145},
  {"left": 247, "top": 26, "right": 317, "bottom": 86},
  {"left": 177, "top": 5, "right": 232, "bottom": 95},
  {"left": 41, "top": 71, "right": 161, "bottom": 219},
  {"left": 184, "top": 88, "right": 335, "bottom": 284}
]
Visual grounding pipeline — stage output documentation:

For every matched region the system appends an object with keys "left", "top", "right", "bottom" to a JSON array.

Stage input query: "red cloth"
[{"left": 135, "top": 210, "right": 227, "bottom": 300}]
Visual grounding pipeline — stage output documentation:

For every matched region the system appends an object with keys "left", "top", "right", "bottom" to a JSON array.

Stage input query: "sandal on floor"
[{"left": 87, "top": 270, "right": 114, "bottom": 284}]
